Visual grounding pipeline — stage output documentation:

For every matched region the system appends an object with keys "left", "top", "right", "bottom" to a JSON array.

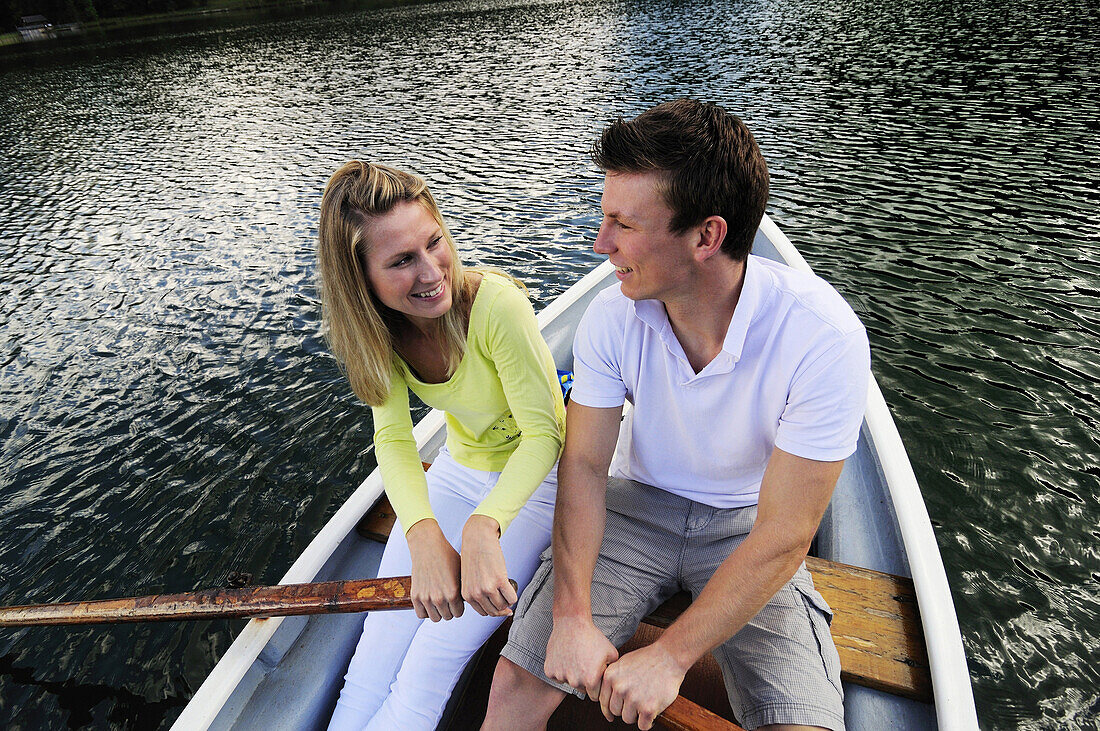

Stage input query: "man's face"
[{"left": 593, "top": 171, "right": 696, "bottom": 302}]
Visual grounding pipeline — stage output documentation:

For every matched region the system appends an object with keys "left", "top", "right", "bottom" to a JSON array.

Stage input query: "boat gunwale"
[{"left": 756, "top": 215, "right": 977, "bottom": 729}]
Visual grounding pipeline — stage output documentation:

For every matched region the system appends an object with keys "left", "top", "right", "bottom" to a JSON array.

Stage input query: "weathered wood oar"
[
  {"left": 0, "top": 576, "right": 421, "bottom": 627},
  {"left": 657, "top": 695, "right": 746, "bottom": 730}
]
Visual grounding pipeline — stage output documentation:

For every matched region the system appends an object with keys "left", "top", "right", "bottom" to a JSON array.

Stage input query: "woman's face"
[{"left": 362, "top": 200, "right": 454, "bottom": 328}]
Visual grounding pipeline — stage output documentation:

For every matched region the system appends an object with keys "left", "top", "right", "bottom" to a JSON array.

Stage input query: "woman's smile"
[{"left": 412, "top": 282, "right": 446, "bottom": 300}]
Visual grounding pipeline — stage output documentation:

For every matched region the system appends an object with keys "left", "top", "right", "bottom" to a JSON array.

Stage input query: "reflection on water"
[{"left": 1, "top": 0, "right": 1098, "bottom": 727}]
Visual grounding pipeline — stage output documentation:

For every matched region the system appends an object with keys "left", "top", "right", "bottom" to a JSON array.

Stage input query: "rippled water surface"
[{"left": 1, "top": 0, "right": 1098, "bottom": 727}]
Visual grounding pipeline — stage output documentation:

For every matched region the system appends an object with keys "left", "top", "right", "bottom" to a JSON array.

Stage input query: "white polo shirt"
[{"left": 570, "top": 254, "right": 871, "bottom": 508}]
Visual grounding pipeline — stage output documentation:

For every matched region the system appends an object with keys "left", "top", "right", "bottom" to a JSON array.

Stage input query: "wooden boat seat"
[
  {"left": 641, "top": 557, "right": 931, "bottom": 703},
  {"left": 357, "top": 491, "right": 932, "bottom": 727}
]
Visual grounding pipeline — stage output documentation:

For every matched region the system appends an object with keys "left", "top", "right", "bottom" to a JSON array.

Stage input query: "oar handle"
[
  {"left": 0, "top": 577, "right": 522, "bottom": 627},
  {"left": 0, "top": 576, "right": 415, "bottom": 627}
]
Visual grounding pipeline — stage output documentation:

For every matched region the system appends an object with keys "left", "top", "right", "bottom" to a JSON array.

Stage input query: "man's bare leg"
[{"left": 481, "top": 657, "right": 568, "bottom": 731}]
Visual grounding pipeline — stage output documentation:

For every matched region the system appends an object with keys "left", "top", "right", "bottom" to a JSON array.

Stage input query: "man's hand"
[
  {"left": 599, "top": 643, "right": 686, "bottom": 730},
  {"left": 405, "top": 519, "right": 464, "bottom": 622},
  {"left": 460, "top": 514, "right": 516, "bottom": 617},
  {"left": 544, "top": 616, "right": 619, "bottom": 700}
]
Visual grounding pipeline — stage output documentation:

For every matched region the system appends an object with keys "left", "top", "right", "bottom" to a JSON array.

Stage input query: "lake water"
[{"left": 1, "top": 0, "right": 1097, "bottom": 727}]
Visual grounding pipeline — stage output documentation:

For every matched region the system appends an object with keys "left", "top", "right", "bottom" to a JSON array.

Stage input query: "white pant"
[{"left": 327, "top": 446, "right": 557, "bottom": 731}]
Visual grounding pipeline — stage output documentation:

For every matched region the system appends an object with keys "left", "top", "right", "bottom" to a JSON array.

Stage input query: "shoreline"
[{"left": 1, "top": 0, "right": 324, "bottom": 49}]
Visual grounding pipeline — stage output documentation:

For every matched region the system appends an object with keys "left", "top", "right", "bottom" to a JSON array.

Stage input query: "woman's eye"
[
  {"left": 428, "top": 236, "right": 442, "bottom": 249},
  {"left": 392, "top": 256, "right": 411, "bottom": 267}
]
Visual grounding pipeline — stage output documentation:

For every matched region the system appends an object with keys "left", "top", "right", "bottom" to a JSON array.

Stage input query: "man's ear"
[{"left": 694, "top": 215, "right": 728, "bottom": 262}]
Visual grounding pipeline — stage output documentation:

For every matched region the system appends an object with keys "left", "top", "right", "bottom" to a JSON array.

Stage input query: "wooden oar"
[
  {"left": 0, "top": 576, "right": 420, "bottom": 627},
  {"left": 657, "top": 695, "right": 746, "bottom": 730}
]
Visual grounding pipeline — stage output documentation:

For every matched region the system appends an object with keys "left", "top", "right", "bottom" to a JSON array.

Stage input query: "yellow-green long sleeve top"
[{"left": 371, "top": 272, "right": 566, "bottom": 535}]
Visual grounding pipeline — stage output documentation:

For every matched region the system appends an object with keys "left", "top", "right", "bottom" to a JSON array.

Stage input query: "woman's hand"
[
  {"left": 460, "top": 515, "right": 517, "bottom": 617},
  {"left": 405, "top": 519, "right": 463, "bottom": 622}
]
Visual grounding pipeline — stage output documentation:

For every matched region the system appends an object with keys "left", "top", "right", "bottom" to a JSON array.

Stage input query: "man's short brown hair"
[{"left": 592, "top": 99, "right": 769, "bottom": 261}]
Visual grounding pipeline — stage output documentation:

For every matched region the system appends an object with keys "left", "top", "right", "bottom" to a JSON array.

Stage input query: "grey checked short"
[{"left": 501, "top": 477, "right": 846, "bottom": 731}]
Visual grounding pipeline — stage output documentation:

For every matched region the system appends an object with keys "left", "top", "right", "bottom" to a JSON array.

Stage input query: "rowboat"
[{"left": 172, "top": 215, "right": 979, "bottom": 730}]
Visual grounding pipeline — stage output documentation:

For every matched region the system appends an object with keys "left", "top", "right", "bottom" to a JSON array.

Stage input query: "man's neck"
[{"left": 663, "top": 256, "right": 747, "bottom": 374}]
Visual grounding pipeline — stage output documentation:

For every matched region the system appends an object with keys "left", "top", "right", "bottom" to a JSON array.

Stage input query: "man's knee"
[
  {"left": 491, "top": 656, "right": 530, "bottom": 690},
  {"left": 488, "top": 656, "right": 557, "bottom": 699},
  {"left": 482, "top": 657, "right": 565, "bottom": 730}
]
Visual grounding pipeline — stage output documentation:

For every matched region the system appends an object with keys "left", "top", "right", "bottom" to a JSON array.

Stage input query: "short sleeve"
[
  {"left": 774, "top": 326, "right": 870, "bottom": 462},
  {"left": 569, "top": 292, "right": 628, "bottom": 408}
]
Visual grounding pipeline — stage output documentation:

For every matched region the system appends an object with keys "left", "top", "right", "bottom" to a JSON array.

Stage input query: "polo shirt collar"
[
  {"left": 632, "top": 297, "right": 673, "bottom": 341},
  {"left": 630, "top": 254, "right": 770, "bottom": 369},
  {"left": 722, "top": 254, "right": 768, "bottom": 361}
]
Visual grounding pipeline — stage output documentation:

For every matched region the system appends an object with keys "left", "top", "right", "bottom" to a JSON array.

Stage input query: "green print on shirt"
[{"left": 490, "top": 413, "right": 520, "bottom": 441}]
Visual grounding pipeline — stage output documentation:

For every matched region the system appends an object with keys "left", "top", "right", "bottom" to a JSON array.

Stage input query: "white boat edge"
[
  {"left": 757, "top": 215, "right": 978, "bottom": 729},
  {"left": 174, "top": 215, "right": 978, "bottom": 730}
]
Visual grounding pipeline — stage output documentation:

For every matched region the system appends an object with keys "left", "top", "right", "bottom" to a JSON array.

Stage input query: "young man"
[{"left": 482, "top": 99, "right": 870, "bottom": 731}]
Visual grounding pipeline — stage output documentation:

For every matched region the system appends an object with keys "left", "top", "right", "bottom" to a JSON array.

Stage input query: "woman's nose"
[{"left": 419, "top": 254, "right": 443, "bottom": 281}]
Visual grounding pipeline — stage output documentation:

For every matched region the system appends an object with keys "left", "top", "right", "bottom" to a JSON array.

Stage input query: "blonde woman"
[{"left": 318, "top": 161, "right": 565, "bottom": 730}]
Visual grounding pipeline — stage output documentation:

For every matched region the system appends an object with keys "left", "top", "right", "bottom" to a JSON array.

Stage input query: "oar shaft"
[
  {"left": 657, "top": 695, "right": 746, "bottom": 730},
  {"left": 0, "top": 576, "right": 414, "bottom": 627}
]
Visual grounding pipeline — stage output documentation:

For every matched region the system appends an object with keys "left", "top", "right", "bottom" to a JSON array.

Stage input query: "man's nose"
[{"left": 593, "top": 223, "right": 614, "bottom": 255}]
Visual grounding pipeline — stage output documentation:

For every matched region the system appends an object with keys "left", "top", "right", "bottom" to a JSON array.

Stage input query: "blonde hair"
[{"left": 318, "top": 161, "right": 475, "bottom": 406}]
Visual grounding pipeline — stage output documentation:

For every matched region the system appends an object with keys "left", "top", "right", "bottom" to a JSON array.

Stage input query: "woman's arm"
[
  {"left": 471, "top": 285, "right": 566, "bottom": 530},
  {"left": 372, "top": 374, "right": 434, "bottom": 531},
  {"left": 405, "top": 518, "right": 463, "bottom": 621},
  {"left": 372, "top": 373, "right": 463, "bottom": 621},
  {"left": 461, "top": 284, "right": 566, "bottom": 616}
]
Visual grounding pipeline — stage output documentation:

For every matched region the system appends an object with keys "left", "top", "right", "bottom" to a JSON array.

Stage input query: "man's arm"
[
  {"left": 543, "top": 401, "right": 623, "bottom": 699},
  {"left": 598, "top": 447, "right": 844, "bottom": 730}
]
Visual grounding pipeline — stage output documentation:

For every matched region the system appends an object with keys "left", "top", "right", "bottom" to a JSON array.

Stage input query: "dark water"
[{"left": 1, "top": 0, "right": 1097, "bottom": 727}]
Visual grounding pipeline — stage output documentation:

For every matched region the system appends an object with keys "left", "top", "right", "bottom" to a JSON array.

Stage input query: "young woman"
[{"left": 317, "top": 161, "right": 565, "bottom": 730}]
